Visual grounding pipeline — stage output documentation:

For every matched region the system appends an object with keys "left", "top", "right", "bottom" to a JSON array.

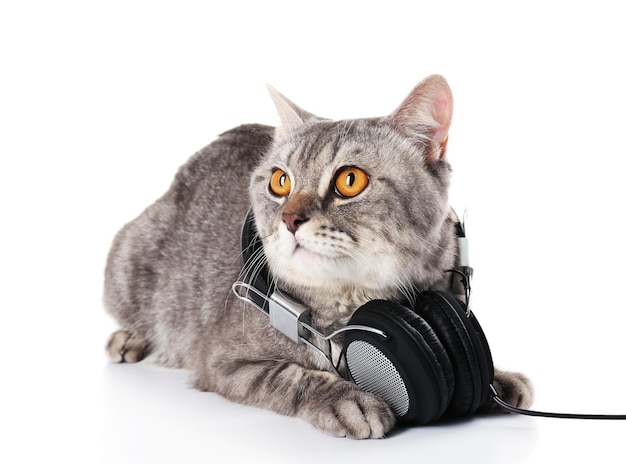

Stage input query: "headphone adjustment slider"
[{"left": 269, "top": 289, "right": 312, "bottom": 343}]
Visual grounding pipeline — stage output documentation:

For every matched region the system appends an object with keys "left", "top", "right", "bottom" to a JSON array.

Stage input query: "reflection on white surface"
[
  {"left": 103, "top": 363, "right": 539, "bottom": 464},
  {"left": 103, "top": 362, "right": 626, "bottom": 463}
]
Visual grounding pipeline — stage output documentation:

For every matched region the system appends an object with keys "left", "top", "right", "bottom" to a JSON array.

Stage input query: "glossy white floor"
[
  {"left": 3, "top": 2, "right": 626, "bottom": 463},
  {"left": 100, "top": 361, "right": 625, "bottom": 464}
]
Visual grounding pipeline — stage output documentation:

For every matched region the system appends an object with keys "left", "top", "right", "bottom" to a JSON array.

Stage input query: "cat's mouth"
[
  {"left": 293, "top": 243, "right": 321, "bottom": 257},
  {"left": 292, "top": 241, "right": 337, "bottom": 261},
  {"left": 278, "top": 227, "right": 353, "bottom": 267}
]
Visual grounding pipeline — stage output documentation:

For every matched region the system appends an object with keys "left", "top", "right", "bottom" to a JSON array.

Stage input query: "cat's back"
[
  {"left": 175, "top": 123, "right": 274, "bottom": 199},
  {"left": 104, "top": 124, "right": 274, "bottom": 344},
  {"left": 110, "top": 122, "right": 274, "bottom": 250},
  {"left": 164, "top": 122, "right": 275, "bottom": 265}
]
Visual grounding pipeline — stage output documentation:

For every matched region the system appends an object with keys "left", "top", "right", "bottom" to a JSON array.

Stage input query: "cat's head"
[{"left": 249, "top": 75, "right": 457, "bottom": 325}]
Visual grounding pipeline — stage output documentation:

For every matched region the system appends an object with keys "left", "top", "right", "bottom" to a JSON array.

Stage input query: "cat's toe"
[
  {"left": 307, "top": 387, "right": 395, "bottom": 439},
  {"left": 106, "top": 330, "right": 149, "bottom": 363},
  {"left": 486, "top": 369, "right": 534, "bottom": 413}
]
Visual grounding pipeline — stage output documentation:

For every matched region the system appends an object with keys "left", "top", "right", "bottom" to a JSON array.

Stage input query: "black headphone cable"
[{"left": 490, "top": 384, "right": 626, "bottom": 420}]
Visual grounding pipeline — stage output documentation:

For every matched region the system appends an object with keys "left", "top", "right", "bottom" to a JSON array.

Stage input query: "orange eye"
[
  {"left": 269, "top": 169, "right": 291, "bottom": 197},
  {"left": 334, "top": 166, "right": 369, "bottom": 198}
]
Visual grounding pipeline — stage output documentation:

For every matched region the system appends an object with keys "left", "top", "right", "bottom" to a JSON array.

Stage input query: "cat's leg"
[
  {"left": 193, "top": 359, "right": 395, "bottom": 439},
  {"left": 482, "top": 368, "right": 534, "bottom": 413},
  {"left": 106, "top": 330, "right": 150, "bottom": 363}
]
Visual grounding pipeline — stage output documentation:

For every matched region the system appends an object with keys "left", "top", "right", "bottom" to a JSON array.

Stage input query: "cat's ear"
[
  {"left": 389, "top": 75, "right": 453, "bottom": 162},
  {"left": 267, "top": 85, "right": 318, "bottom": 135}
]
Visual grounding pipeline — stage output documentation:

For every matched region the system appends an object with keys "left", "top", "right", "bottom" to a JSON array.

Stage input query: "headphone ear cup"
[
  {"left": 413, "top": 291, "right": 494, "bottom": 417},
  {"left": 344, "top": 300, "right": 455, "bottom": 425}
]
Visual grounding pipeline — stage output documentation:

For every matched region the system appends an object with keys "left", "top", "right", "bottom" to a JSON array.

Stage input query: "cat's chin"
[
  {"left": 292, "top": 243, "right": 336, "bottom": 261},
  {"left": 271, "top": 246, "right": 393, "bottom": 297},
  {"left": 269, "top": 245, "right": 353, "bottom": 287},
  {"left": 288, "top": 244, "right": 345, "bottom": 275}
]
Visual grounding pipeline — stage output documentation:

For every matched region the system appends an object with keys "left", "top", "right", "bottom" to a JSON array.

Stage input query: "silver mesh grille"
[{"left": 346, "top": 340, "right": 410, "bottom": 417}]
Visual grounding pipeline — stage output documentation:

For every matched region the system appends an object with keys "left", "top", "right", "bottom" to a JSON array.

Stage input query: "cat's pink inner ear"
[
  {"left": 390, "top": 75, "right": 454, "bottom": 162},
  {"left": 432, "top": 96, "right": 452, "bottom": 143},
  {"left": 431, "top": 96, "right": 452, "bottom": 160}
]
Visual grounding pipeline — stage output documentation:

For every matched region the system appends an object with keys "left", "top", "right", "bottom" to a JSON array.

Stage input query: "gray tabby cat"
[{"left": 104, "top": 75, "right": 533, "bottom": 438}]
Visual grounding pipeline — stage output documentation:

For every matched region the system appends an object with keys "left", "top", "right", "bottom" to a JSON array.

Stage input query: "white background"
[{"left": 2, "top": 1, "right": 626, "bottom": 462}]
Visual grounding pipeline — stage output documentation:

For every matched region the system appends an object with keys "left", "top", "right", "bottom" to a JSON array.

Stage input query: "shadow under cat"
[{"left": 103, "top": 362, "right": 539, "bottom": 464}]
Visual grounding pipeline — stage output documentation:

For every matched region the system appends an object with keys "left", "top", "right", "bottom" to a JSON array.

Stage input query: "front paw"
[
  {"left": 302, "top": 380, "right": 395, "bottom": 439},
  {"left": 484, "top": 368, "right": 534, "bottom": 413}
]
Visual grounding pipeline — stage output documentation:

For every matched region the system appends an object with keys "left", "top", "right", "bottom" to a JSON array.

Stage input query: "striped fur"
[{"left": 104, "top": 75, "right": 532, "bottom": 438}]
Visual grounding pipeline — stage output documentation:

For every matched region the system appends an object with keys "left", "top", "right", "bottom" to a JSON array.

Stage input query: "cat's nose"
[{"left": 282, "top": 212, "right": 309, "bottom": 234}]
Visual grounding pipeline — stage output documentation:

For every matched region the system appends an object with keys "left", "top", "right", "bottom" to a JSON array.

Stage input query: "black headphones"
[
  {"left": 343, "top": 293, "right": 493, "bottom": 424},
  {"left": 232, "top": 210, "right": 626, "bottom": 423}
]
